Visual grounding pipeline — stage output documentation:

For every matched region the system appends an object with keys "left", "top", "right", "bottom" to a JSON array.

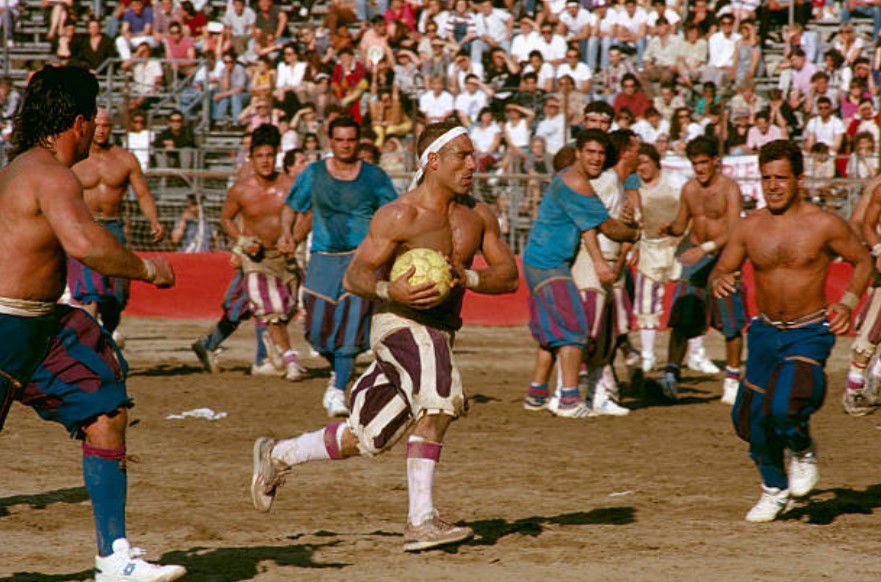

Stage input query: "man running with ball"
[{"left": 250, "top": 121, "right": 518, "bottom": 550}]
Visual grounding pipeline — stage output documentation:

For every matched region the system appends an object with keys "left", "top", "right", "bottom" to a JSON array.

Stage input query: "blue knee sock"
[
  {"left": 83, "top": 443, "right": 127, "bottom": 556},
  {"left": 254, "top": 322, "right": 268, "bottom": 365},
  {"left": 203, "top": 316, "right": 239, "bottom": 351},
  {"left": 333, "top": 355, "right": 355, "bottom": 391},
  {"left": 750, "top": 447, "right": 788, "bottom": 490}
]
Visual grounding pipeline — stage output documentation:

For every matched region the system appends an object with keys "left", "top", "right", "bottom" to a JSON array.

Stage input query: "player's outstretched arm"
[
  {"left": 344, "top": 204, "right": 441, "bottom": 308},
  {"left": 464, "top": 203, "right": 518, "bottom": 294},
  {"left": 847, "top": 177, "right": 880, "bottom": 237},
  {"left": 597, "top": 217, "right": 640, "bottom": 243},
  {"left": 861, "top": 185, "right": 881, "bottom": 256},
  {"left": 709, "top": 220, "right": 748, "bottom": 299},
  {"left": 827, "top": 213, "right": 873, "bottom": 334},
  {"left": 127, "top": 150, "right": 165, "bottom": 242},
  {"left": 40, "top": 169, "right": 173, "bottom": 286}
]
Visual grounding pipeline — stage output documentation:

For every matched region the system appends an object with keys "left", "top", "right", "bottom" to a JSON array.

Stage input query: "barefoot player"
[
  {"left": 710, "top": 140, "right": 871, "bottom": 522},
  {"left": 250, "top": 121, "right": 519, "bottom": 551},
  {"left": 220, "top": 123, "right": 303, "bottom": 380},
  {"left": 658, "top": 136, "right": 746, "bottom": 404},
  {"left": 68, "top": 108, "right": 165, "bottom": 338},
  {"left": 0, "top": 66, "right": 183, "bottom": 580}
]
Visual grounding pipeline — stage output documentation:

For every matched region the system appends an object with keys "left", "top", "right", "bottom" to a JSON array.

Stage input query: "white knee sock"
[
  {"left": 271, "top": 423, "right": 343, "bottom": 466},
  {"left": 688, "top": 336, "right": 704, "bottom": 356},
  {"left": 406, "top": 435, "right": 441, "bottom": 526},
  {"left": 872, "top": 356, "right": 881, "bottom": 377},
  {"left": 640, "top": 328, "right": 656, "bottom": 356}
]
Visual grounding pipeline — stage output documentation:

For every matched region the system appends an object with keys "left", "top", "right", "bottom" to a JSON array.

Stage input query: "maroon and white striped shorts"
[
  {"left": 347, "top": 314, "right": 465, "bottom": 456},
  {"left": 633, "top": 271, "right": 667, "bottom": 329},
  {"left": 245, "top": 271, "right": 297, "bottom": 323},
  {"left": 852, "top": 286, "right": 881, "bottom": 356}
]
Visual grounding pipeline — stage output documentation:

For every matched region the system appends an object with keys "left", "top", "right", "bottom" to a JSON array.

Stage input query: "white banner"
[{"left": 661, "top": 155, "right": 764, "bottom": 208}]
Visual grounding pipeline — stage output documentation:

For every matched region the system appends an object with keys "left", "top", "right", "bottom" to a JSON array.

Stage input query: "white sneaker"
[
  {"left": 721, "top": 377, "right": 739, "bottom": 405},
  {"left": 250, "top": 360, "right": 284, "bottom": 376},
  {"left": 95, "top": 538, "right": 186, "bottom": 582},
  {"left": 284, "top": 352, "right": 306, "bottom": 381},
  {"left": 687, "top": 347, "right": 720, "bottom": 374},
  {"left": 250, "top": 437, "right": 290, "bottom": 512},
  {"left": 641, "top": 354, "right": 656, "bottom": 373},
  {"left": 552, "top": 401, "right": 594, "bottom": 418},
  {"left": 745, "top": 486, "right": 789, "bottom": 523},
  {"left": 601, "top": 365, "right": 620, "bottom": 403},
  {"left": 323, "top": 385, "right": 350, "bottom": 417},
  {"left": 263, "top": 333, "right": 283, "bottom": 370},
  {"left": 788, "top": 444, "right": 818, "bottom": 497},
  {"left": 592, "top": 398, "right": 630, "bottom": 416}
]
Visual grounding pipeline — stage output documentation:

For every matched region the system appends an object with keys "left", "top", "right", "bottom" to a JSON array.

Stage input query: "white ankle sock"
[
  {"left": 872, "top": 357, "right": 881, "bottom": 377},
  {"left": 271, "top": 428, "right": 330, "bottom": 466},
  {"left": 640, "top": 328, "right": 656, "bottom": 356},
  {"left": 848, "top": 370, "right": 865, "bottom": 385},
  {"left": 406, "top": 436, "right": 439, "bottom": 526}
]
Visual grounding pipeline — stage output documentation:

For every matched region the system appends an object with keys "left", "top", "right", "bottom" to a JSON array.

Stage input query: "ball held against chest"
[{"left": 390, "top": 248, "right": 452, "bottom": 301}]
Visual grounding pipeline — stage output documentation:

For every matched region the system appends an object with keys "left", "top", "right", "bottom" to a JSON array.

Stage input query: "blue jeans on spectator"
[
  {"left": 180, "top": 87, "right": 205, "bottom": 120},
  {"left": 356, "top": 0, "right": 388, "bottom": 20},
  {"left": 211, "top": 90, "right": 247, "bottom": 123},
  {"left": 471, "top": 39, "right": 511, "bottom": 67},
  {"left": 841, "top": 3, "right": 881, "bottom": 39},
  {"left": 105, "top": 16, "right": 119, "bottom": 38},
  {"left": 587, "top": 36, "right": 614, "bottom": 72}
]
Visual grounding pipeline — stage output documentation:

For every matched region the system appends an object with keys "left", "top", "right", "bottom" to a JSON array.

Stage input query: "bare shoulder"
[
  {"left": 375, "top": 195, "right": 419, "bottom": 224},
  {"left": 471, "top": 201, "right": 499, "bottom": 229},
  {"left": 275, "top": 172, "right": 295, "bottom": 192},
  {"left": 25, "top": 151, "right": 82, "bottom": 197},
  {"left": 114, "top": 145, "right": 142, "bottom": 170},
  {"left": 807, "top": 203, "right": 852, "bottom": 235},
  {"left": 719, "top": 175, "right": 742, "bottom": 194}
]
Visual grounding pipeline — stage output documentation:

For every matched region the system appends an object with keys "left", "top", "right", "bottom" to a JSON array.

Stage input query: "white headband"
[{"left": 408, "top": 126, "right": 469, "bottom": 190}]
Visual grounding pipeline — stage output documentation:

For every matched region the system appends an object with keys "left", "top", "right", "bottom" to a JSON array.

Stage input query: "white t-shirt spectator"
[
  {"left": 523, "top": 61, "right": 556, "bottom": 89},
  {"left": 222, "top": 5, "right": 256, "bottom": 36},
  {"left": 559, "top": 8, "right": 594, "bottom": 39},
  {"left": 707, "top": 31, "right": 741, "bottom": 68},
  {"left": 535, "top": 33, "right": 568, "bottom": 63},
  {"left": 126, "top": 129, "right": 153, "bottom": 170},
  {"left": 544, "top": 0, "right": 567, "bottom": 16},
  {"left": 805, "top": 115, "right": 845, "bottom": 150},
  {"left": 447, "top": 61, "right": 485, "bottom": 91},
  {"left": 632, "top": 118, "right": 670, "bottom": 144},
  {"left": 276, "top": 61, "right": 306, "bottom": 89},
  {"left": 505, "top": 118, "right": 531, "bottom": 148},
  {"left": 419, "top": 90, "right": 455, "bottom": 119},
  {"left": 455, "top": 90, "right": 488, "bottom": 123},
  {"left": 556, "top": 61, "right": 592, "bottom": 84},
  {"left": 615, "top": 6, "right": 649, "bottom": 36},
  {"left": 470, "top": 123, "right": 502, "bottom": 153},
  {"left": 474, "top": 7, "right": 511, "bottom": 40},
  {"left": 746, "top": 125, "right": 785, "bottom": 151},
  {"left": 646, "top": 8, "right": 681, "bottom": 28},
  {"left": 535, "top": 113, "right": 566, "bottom": 153},
  {"left": 511, "top": 30, "right": 541, "bottom": 63},
  {"left": 597, "top": 10, "right": 618, "bottom": 36}
]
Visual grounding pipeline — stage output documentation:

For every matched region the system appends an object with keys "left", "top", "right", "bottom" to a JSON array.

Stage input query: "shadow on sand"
[{"left": 784, "top": 484, "right": 881, "bottom": 525}]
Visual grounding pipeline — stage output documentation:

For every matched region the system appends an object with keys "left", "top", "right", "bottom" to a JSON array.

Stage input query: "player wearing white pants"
[{"left": 634, "top": 144, "right": 720, "bottom": 377}]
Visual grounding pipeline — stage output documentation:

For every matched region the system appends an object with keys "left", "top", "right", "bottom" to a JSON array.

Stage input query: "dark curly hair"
[{"left": 10, "top": 65, "right": 99, "bottom": 159}]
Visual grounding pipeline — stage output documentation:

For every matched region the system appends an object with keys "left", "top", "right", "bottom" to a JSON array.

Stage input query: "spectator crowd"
[{"left": 3, "top": 0, "right": 881, "bottom": 209}]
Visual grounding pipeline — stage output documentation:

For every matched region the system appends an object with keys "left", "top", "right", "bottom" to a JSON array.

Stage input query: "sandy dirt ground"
[{"left": 2, "top": 318, "right": 881, "bottom": 582}]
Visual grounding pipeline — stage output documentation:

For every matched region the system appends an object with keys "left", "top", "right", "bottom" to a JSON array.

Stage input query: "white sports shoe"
[
  {"left": 284, "top": 352, "right": 306, "bottom": 381},
  {"left": 641, "top": 354, "right": 656, "bottom": 373},
  {"left": 323, "top": 385, "right": 350, "bottom": 417},
  {"left": 250, "top": 360, "right": 285, "bottom": 377},
  {"left": 687, "top": 347, "right": 720, "bottom": 374},
  {"left": 788, "top": 444, "right": 819, "bottom": 497},
  {"left": 95, "top": 538, "right": 185, "bottom": 582},
  {"left": 592, "top": 398, "right": 631, "bottom": 416},
  {"left": 263, "top": 333, "right": 283, "bottom": 370},
  {"left": 745, "top": 486, "right": 790, "bottom": 523},
  {"left": 721, "top": 377, "right": 740, "bottom": 405},
  {"left": 251, "top": 437, "right": 290, "bottom": 512}
]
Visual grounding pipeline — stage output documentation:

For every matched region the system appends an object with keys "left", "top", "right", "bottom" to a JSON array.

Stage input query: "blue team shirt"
[
  {"left": 624, "top": 173, "right": 641, "bottom": 190},
  {"left": 286, "top": 160, "right": 398, "bottom": 252},
  {"left": 522, "top": 173, "right": 610, "bottom": 270}
]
